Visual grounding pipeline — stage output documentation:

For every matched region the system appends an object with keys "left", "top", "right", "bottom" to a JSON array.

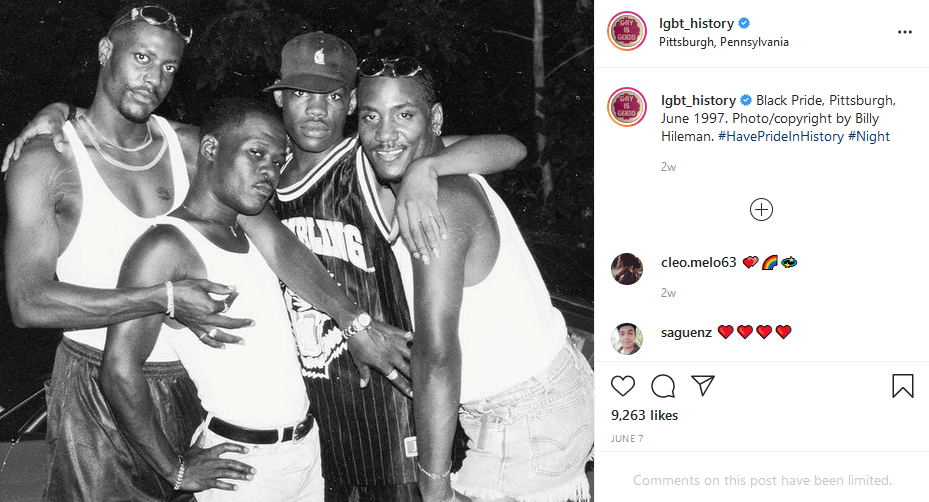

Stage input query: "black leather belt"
[{"left": 208, "top": 414, "right": 315, "bottom": 444}]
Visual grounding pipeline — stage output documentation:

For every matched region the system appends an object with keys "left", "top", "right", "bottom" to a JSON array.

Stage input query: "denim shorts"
[{"left": 452, "top": 339, "right": 594, "bottom": 502}]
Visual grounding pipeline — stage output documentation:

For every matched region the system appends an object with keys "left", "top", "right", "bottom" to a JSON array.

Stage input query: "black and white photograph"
[{"left": 0, "top": 1, "right": 593, "bottom": 501}]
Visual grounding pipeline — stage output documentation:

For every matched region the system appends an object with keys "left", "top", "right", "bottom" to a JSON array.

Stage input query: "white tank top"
[
  {"left": 154, "top": 217, "right": 309, "bottom": 428},
  {"left": 58, "top": 116, "right": 189, "bottom": 361},
  {"left": 439, "top": 175, "right": 568, "bottom": 402}
]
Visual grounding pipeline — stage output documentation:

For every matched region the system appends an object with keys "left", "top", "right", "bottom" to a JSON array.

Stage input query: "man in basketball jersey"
[{"left": 266, "top": 33, "right": 526, "bottom": 501}]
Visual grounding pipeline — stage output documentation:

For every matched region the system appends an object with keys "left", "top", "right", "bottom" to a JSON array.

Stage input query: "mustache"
[
  {"left": 131, "top": 86, "right": 160, "bottom": 99},
  {"left": 299, "top": 120, "right": 330, "bottom": 130}
]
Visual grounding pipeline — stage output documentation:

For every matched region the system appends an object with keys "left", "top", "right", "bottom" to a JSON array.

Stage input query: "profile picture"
[
  {"left": 612, "top": 252, "right": 643, "bottom": 285},
  {"left": 608, "top": 11, "right": 647, "bottom": 51},
  {"left": 611, "top": 323, "right": 642, "bottom": 355},
  {"left": 607, "top": 87, "right": 647, "bottom": 127}
]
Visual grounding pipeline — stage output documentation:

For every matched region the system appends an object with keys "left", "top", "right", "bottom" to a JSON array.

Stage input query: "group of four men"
[{"left": 4, "top": 3, "right": 593, "bottom": 501}]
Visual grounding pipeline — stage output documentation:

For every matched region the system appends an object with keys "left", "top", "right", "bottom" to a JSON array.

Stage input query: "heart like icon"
[
  {"left": 776, "top": 325, "right": 792, "bottom": 338},
  {"left": 737, "top": 325, "right": 753, "bottom": 339},
  {"left": 611, "top": 375, "right": 635, "bottom": 396},
  {"left": 743, "top": 256, "right": 759, "bottom": 269},
  {"left": 756, "top": 325, "right": 772, "bottom": 339},
  {"left": 718, "top": 325, "right": 733, "bottom": 339}
]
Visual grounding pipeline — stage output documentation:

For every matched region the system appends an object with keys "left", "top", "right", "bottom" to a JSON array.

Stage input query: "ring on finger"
[
  {"left": 386, "top": 369, "right": 400, "bottom": 381},
  {"left": 198, "top": 332, "right": 209, "bottom": 340}
]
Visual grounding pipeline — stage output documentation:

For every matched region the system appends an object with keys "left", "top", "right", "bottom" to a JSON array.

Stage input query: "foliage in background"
[{"left": 0, "top": 0, "right": 592, "bottom": 298}]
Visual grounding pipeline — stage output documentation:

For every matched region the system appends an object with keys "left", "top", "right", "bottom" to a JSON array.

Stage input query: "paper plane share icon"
[{"left": 691, "top": 375, "right": 715, "bottom": 397}]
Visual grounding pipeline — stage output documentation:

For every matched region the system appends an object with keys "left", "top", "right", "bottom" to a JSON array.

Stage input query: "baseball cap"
[{"left": 263, "top": 32, "right": 357, "bottom": 93}]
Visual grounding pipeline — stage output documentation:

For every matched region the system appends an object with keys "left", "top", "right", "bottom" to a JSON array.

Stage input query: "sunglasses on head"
[
  {"left": 358, "top": 57, "right": 423, "bottom": 78},
  {"left": 109, "top": 5, "right": 193, "bottom": 44}
]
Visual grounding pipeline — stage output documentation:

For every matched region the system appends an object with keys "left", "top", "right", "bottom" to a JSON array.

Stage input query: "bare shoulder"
[
  {"left": 123, "top": 223, "right": 202, "bottom": 280},
  {"left": 130, "top": 224, "right": 196, "bottom": 263},
  {"left": 436, "top": 175, "right": 493, "bottom": 224},
  {"left": 5, "top": 135, "right": 78, "bottom": 210},
  {"left": 6, "top": 135, "right": 73, "bottom": 186}
]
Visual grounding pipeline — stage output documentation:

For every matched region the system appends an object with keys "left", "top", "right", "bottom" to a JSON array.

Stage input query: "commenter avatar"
[{"left": 612, "top": 323, "right": 642, "bottom": 355}]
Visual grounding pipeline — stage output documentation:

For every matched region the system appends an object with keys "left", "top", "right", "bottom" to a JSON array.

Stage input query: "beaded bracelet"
[{"left": 165, "top": 281, "right": 175, "bottom": 319}]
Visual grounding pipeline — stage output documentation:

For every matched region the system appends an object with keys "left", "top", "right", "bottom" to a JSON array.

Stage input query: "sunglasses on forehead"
[
  {"left": 358, "top": 57, "right": 424, "bottom": 78},
  {"left": 109, "top": 5, "right": 193, "bottom": 44}
]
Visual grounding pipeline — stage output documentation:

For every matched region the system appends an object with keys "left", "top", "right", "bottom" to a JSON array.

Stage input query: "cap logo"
[{"left": 314, "top": 48, "right": 325, "bottom": 65}]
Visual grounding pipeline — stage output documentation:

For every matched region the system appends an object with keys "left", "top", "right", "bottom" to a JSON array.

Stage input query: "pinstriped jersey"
[{"left": 272, "top": 135, "right": 418, "bottom": 486}]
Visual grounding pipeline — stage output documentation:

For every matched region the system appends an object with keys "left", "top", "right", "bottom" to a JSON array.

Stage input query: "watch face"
[{"left": 358, "top": 313, "right": 372, "bottom": 327}]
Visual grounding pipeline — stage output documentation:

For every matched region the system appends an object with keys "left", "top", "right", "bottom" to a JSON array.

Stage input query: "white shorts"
[{"left": 194, "top": 422, "right": 323, "bottom": 502}]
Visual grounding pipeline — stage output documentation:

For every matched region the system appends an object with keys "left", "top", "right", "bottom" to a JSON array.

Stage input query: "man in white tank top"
[
  {"left": 357, "top": 61, "right": 594, "bottom": 502},
  {"left": 102, "top": 99, "right": 322, "bottom": 501},
  {"left": 3, "top": 5, "right": 261, "bottom": 500}
]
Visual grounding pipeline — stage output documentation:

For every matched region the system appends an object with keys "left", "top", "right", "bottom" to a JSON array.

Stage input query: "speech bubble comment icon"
[
  {"left": 611, "top": 375, "right": 635, "bottom": 396},
  {"left": 652, "top": 374, "right": 676, "bottom": 398}
]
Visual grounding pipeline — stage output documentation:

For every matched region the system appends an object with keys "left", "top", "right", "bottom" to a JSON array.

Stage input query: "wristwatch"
[{"left": 342, "top": 312, "right": 372, "bottom": 340}]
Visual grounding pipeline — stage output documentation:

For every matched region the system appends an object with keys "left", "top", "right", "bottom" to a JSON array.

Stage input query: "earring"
[{"left": 434, "top": 126, "right": 442, "bottom": 137}]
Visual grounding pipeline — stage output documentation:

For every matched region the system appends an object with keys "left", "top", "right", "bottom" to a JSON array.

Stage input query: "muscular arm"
[
  {"left": 101, "top": 227, "right": 253, "bottom": 491},
  {"left": 239, "top": 206, "right": 415, "bottom": 395},
  {"left": 4, "top": 132, "right": 250, "bottom": 342},
  {"left": 238, "top": 206, "right": 359, "bottom": 326},
  {"left": 411, "top": 177, "right": 493, "bottom": 502},
  {"left": 394, "top": 134, "right": 526, "bottom": 260},
  {"left": 101, "top": 227, "right": 186, "bottom": 481}
]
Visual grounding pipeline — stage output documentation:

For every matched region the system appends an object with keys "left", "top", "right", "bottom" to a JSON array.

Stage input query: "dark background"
[{"left": 0, "top": 0, "right": 593, "bottom": 410}]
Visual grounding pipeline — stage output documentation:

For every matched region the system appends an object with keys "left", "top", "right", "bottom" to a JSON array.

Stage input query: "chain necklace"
[
  {"left": 80, "top": 113, "right": 153, "bottom": 152},
  {"left": 77, "top": 114, "right": 166, "bottom": 172},
  {"left": 181, "top": 204, "right": 240, "bottom": 238}
]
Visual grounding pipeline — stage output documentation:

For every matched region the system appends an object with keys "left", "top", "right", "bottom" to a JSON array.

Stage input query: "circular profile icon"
[
  {"left": 612, "top": 323, "right": 642, "bottom": 355},
  {"left": 608, "top": 87, "right": 647, "bottom": 127},
  {"left": 608, "top": 11, "right": 647, "bottom": 51},
  {"left": 612, "top": 253, "right": 643, "bottom": 285}
]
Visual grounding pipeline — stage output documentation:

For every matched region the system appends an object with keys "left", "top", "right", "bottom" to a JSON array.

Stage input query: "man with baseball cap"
[{"left": 266, "top": 32, "right": 526, "bottom": 502}]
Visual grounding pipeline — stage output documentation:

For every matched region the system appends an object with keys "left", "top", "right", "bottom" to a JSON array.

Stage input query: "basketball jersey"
[{"left": 273, "top": 136, "right": 417, "bottom": 485}]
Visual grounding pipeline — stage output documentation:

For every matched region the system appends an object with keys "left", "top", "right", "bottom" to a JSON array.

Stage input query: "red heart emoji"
[
  {"left": 776, "top": 325, "right": 792, "bottom": 338},
  {"left": 743, "top": 256, "right": 759, "bottom": 269},
  {"left": 756, "top": 325, "right": 772, "bottom": 339},
  {"left": 737, "top": 325, "right": 753, "bottom": 339},
  {"left": 718, "top": 325, "right": 733, "bottom": 339}
]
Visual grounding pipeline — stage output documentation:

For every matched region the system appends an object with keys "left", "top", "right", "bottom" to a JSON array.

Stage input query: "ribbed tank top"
[
  {"left": 58, "top": 116, "right": 188, "bottom": 361},
  {"left": 154, "top": 217, "right": 309, "bottom": 428},
  {"left": 456, "top": 175, "right": 567, "bottom": 402}
]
